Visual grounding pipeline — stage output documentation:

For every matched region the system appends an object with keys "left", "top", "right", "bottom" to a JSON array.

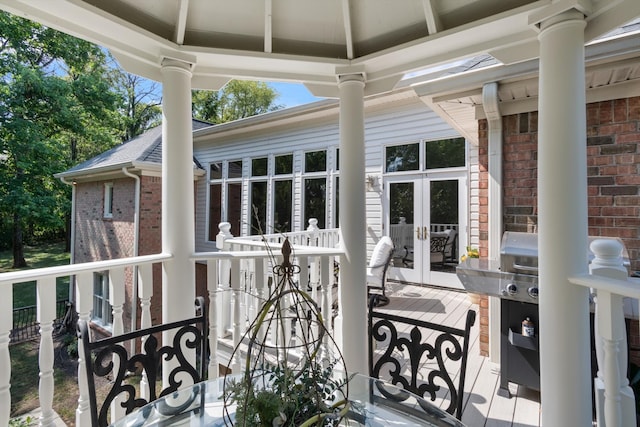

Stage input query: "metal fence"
[{"left": 11, "top": 299, "right": 70, "bottom": 343}]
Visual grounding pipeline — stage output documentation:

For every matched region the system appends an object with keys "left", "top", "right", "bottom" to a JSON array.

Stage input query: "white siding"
[{"left": 194, "top": 94, "right": 462, "bottom": 257}]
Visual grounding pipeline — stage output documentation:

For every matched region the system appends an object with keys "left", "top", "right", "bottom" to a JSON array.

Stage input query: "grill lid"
[
  {"left": 500, "top": 232, "right": 539, "bottom": 275},
  {"left": 499, "top": 231, "right": 630, "bottom": 275}
]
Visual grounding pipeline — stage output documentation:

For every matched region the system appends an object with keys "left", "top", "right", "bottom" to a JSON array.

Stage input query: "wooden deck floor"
[{"left": 379, "top": 282, "right": 541, "bottom": 427}]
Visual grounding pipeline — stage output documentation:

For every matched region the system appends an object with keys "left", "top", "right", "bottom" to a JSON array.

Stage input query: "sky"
[{"left": 267, "top": 82, "right": 323, "bottom": 108}]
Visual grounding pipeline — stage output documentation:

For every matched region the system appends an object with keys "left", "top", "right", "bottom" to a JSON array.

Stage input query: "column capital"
[
  {"left": 160, "top": 56, "right": 195, "bottom": 73},
  {"left": 336, "top": 65, "right": 366, "bottom": 85},
  {"left": 529, "top": 1, "right": 589, "bottom": 30}
]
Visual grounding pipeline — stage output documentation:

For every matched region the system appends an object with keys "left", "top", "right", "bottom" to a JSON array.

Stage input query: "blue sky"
[{"left": 267, "top": 82, "right": 323, "bottom": 108}]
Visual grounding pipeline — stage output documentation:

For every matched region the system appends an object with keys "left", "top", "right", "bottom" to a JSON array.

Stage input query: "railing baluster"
[
  {"left": 320, "top": 255, "right": 332, "bottom": 365},
  {"left": 0, "top": 281, "right": 12, "bottom": 427},
  {"left": 109, "top": 267, "right": 126, "bottom": 423},
  {"left": 138, "top": 263, "right": 153, "bottom": 399},
  {"left": 217, "top": 223, "right": 233, "bottom": 339},
  {"left": 254, "top": 258, "right": 267, "bottom": 344},
  {"left": 230, "top": 258, "right": 242, "bottom": 372},
  {"left": 590, "top": 239, "right": 635, "bottom": 427},
  {"left": 75, "top": 271, "right": 93, "bottom": 427},
  {"left": 36, "top": 277, "right": 56, "bottom": 426},
  {"left": 207, "top": 259, "right": 218, "bottom": 379}
]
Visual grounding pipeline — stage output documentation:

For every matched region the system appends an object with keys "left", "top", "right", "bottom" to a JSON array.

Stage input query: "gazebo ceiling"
[{"left": 0, "top": 0, "right": 638, "bottom": 96}]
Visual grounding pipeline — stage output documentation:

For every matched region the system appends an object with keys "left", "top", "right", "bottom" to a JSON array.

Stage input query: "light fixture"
[{"left": 366, "top": 175, "right": 376, "bottom": 191}]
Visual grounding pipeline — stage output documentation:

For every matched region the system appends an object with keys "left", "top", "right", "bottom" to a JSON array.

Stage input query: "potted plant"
[
  {"left": 461, "top": 246, "right": 481, "bottom": 304},
  {"left": 222, "top": 238, "right": 351, "bottom": 426}
]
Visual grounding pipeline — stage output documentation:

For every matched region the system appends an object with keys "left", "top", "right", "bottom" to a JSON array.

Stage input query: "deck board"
[{"left": 383, "top": 283, "right": 542, "bottom": 427}]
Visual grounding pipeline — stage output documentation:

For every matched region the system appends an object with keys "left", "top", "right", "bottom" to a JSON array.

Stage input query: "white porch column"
[
  {"left": 337, "top": 73, "right": 367, "bottom": 375},
  {"left": 161, "top": 58, "right": 196, "bottom": 324},
  {"left": 537, "top": 10, "right": 591, "bottom": 425}
]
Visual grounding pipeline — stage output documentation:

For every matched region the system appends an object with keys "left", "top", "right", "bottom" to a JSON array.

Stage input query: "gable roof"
[{"left": 56, "top": 119, "right": 211, "bottom": 180}]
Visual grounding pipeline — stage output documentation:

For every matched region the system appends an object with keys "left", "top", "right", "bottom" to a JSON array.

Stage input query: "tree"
[
  {"left": 0, "top": 11, "right": 121, "bottom": 266},
  {"left": 192, "top": 80, "right": 283, "bottom": 123},
  {"left": 113, "top": 70, "right": 161, "bottom": 141}
]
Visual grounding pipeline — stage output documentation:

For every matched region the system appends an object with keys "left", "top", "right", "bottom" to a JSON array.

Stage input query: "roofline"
[
  {"left": 55, "top": 161, "right": 205, "bottom": 182},
  {"left": 413, "top": 29, "right": 640, "bottom": 100},
  {"left": 193, "top": 87, "right": 419, "bottom": 140}
]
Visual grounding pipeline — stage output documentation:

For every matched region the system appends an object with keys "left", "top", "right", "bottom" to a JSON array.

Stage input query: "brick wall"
[
  {"left": 75, "top": 174, "right": 207, "bottom": 331},
  {"left": 75, "top": 178, "right": 136, "bottom": 262},
  {"left": 476, "top": 95, "right": 640, "bottom": 357},
  {"left": 75, "top": 178, "right": 137, "bottom": 334}
]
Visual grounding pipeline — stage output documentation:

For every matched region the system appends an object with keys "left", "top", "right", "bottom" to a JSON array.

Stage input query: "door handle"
[
  {"left": 416, "top": 227, "right": 422, "bottom": 240},
  {"left": 423, "top": 226, "right": 428, "bottom": 240}
]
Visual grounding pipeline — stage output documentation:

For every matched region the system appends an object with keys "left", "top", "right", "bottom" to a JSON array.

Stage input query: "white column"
[
  {"left": 337, "top": 73, "right": 367, "bottom": 375},
  {"left": 161, "top": 58, "right": 196, "bottom": 324},
  {"left": 537, "top": 10, "right": 591, "bottom": 425}
]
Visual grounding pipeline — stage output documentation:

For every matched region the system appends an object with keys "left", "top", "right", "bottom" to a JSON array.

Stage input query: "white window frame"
[
  {"left": 103, "top": 182, "right": 114, "bottom": 218},
  {"left": 92, "top": 272, "right": 113, "bottom": 330}
]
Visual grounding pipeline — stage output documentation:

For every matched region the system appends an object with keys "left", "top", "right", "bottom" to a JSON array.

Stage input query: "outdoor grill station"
[{"left": 456, "top": 232, "right": 631, "bottom": 398}]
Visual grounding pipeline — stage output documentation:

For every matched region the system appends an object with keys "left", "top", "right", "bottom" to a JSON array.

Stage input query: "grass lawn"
[
  {"left": 3, "top": 242, "right": 79, "bottom": 425},
  {"left": 0, "top": 241, "right": 71, "bottom": 308}
]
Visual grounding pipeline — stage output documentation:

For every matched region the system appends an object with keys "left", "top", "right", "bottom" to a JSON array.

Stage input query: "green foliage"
[
  {"left": 8, "top": 416, "right": 35, "bottom": 427},
  {"left": 62, "top": 333, "right": 78, "bottom": 358},
  {"left": 192, "top": 80, "right": 283, "bottom": 123},
  {"left": 226, "top": 362, "right": 349, "bottom": 427},
  {"left": 0, "top": 11, "right": 124, "bottom": 261}
]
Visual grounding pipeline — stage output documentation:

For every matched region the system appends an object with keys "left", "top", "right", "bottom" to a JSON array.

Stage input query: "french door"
[{"left": 385, "top": 172, "right": 466, "bottom": 289}]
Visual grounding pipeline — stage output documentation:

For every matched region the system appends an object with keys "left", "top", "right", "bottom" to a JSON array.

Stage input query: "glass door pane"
[
  {"left": 387, "top": 178, "right": 422, "bottom": 283},
  {"left": 428, "top": 179, "right": 459, "bottom": 273}
]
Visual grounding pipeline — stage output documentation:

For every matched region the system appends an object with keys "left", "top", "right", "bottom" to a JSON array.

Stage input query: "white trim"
[{"left": 103, "top": 182, "right": 114, "bottom": 219}]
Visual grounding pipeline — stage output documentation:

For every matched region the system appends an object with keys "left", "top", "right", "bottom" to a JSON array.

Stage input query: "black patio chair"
[
  {"left": 368, "top": 297, "right": 476, "bottom": 419},
  {"left": 78, "top": 297, "right": 208, "bottom": 427}
]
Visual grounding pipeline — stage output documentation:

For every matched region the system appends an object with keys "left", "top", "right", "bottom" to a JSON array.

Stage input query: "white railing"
[
  {"left": 0, "top": 220, "right": 342, "bottom": 427},
  {"left": 0, "top": 253, "right": 172, "bottom": 427},
  {"left": 569, "top": 239, "right": 640, "bottom": 427},
  {"left": 388, "top": 219, "right": 458, "bottom": 256},
  {"left": 194, "top": 222, "right": 343, "bottom": 378},
  {"left": 3, "top": 232, "right": 636, "bottom": 427}
]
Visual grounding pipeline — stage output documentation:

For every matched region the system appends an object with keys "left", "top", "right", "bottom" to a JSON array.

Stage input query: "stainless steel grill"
[
  {"left": 456, "top": 231, "right": 630, "bottom": 304},
  {"left": 455, "top": 231, "right": 629, "bottom": 398}
]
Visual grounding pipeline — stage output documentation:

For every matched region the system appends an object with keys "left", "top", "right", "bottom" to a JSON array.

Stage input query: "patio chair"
[
  {"left": 368, "top": 297, "right": 476, "bottom": 419},
  {"left": 78, "top": 297, "right": 208, "bottom": 427},
  {"left": 367, "top": 236, "right": 395, "bottom": 307}
]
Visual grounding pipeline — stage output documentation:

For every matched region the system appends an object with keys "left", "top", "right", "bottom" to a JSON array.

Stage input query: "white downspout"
[
  {"left": 122, "top": 167, "right": 140, "bottom": 342},
  {"left": 482, "top": 82, "right": 503, "bottom": 364},
  {"left": 59, "top": 177, "right": 76, "bottom": 303}
]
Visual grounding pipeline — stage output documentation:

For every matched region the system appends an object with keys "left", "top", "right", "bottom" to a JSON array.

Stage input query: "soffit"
[
  {"left": 1, "top": 0, "right": 636, "bottom": 97},
  {"left": 415, "top": 29, "right": 640, "bottom": 144}
]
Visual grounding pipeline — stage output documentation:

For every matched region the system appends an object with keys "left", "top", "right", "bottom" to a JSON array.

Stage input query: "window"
[
  {"left": 385, "top": 144, "right": 419, "bottom": 172},
  {"left": 228, "top": 160, "right": 243, "bottom": 178},
  {"left": 252, "top": 158, "right": 268, "bottom": 176},
  {"left": 305, "top": 150, "right": 326, "bottom": 173},
  {"left": 93, "top": 272, "right": 112, "bottom": 328},
  {"left": 227, "top": 182, "right": 242, "bottom": 236},
  {"left": 273, "top": 180, "right": 292, "bottom": 233},
  {"left": 334, "top": 177, "right": 340, "bottom": 227},
  {"left": 425, "top": 137, "right": 466, "bottom": 169},
  {"left": 273, "top": 154, "right": 293, "bottom": 233},
  {"left": 250, "top": 181, "right": 268, "bottom": 235},
  {"left": 275, "top": 154, "right": 293, "bottom": 175},
  {"left": 304, "top": 178, "right": 326, "bottom": 229},
  {"left": 208, "top": 184, "right": 222, "bottom": 241},
  {"left": 209, "top": 160, "right": 244, "bottom": 239},
  {"left": 103, "top": 182, "right": 114, "bottom": 218},
  {"left": 210, "top": 162, "right": 223, "bottom": 179},
  {"left": 385, "top": 139, "right": 466, "bottom": 173}
]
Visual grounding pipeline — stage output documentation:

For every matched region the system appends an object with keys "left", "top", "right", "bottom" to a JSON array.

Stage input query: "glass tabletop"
[{"left": 110, "top": 373, "right": 466, "bottom": 426}]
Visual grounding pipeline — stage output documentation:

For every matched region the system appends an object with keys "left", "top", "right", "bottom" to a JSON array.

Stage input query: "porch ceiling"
[
  {"left": 0, "top": 0, "right": 638, "bottom": 97},
  {"left": 414, "top": 28, "right": 640, "bottom": 144}
]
